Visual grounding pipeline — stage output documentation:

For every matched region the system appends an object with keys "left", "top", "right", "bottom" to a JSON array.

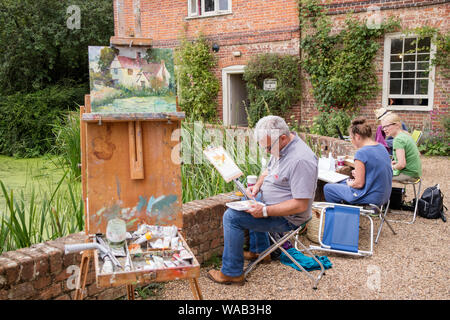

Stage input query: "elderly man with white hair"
[{"left": 207, "top": 115, "right": 318, "bottom": 285}]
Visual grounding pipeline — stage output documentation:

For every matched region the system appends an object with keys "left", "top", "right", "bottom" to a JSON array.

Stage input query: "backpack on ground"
[{"left": 416, "top": 184, "right": 447, "bottom": 222}]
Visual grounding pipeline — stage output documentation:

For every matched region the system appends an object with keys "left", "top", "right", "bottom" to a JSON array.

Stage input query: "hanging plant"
[{"left": 243, "top": 53, "right": 301, "bottom": 127}]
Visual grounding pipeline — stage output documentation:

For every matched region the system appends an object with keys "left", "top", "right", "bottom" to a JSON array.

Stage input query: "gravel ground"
[{"left": 156, "top": 156, "right": 450, "bottom": 300}]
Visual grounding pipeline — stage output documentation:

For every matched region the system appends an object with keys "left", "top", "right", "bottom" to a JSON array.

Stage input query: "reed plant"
[
  {"left": 0, "top": 170, "right": 83, "bottom": 254},
  {"left": 181, "top": 122, "right": 264, "bottom": 203},
  {"left": 50, "top": 111, "right": 81, "bottom": 180}
]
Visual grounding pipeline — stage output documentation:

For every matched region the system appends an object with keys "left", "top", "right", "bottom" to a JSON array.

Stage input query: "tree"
[{"left": 0, "top": 0, "right": 114, "bottom": 95}]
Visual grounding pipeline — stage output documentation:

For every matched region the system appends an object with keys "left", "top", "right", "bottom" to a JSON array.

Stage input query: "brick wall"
[{"left": 0, "top": 134, "right": 354, "bottom": 300}]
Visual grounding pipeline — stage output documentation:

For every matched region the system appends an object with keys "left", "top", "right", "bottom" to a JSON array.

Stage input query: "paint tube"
[
  {"left": 150, "top": 238, "right": 164, "bottom": 249},
  {"left": 179, "top": 249, "right": 194, "bottom": 260},
  {"left": 101, "top": 256, "right": 114, "bottom": 274},
  {"left": 152, "top": 256, "right": 164, "bottom": 269},
  {"left": 173, "top": 254, "right": 188, "bottom": 266},
  {"left": 133, "top": 231, "right": 152, "bottom": 245},
  {"left": 164, "top": 260, "right": 176, "bottom": 268},
  {"left": 170, "top": 237, "right": 179, "bottom": 250},
  {"left": 163, "top": 236, "right": 171, "bottom": 248}
]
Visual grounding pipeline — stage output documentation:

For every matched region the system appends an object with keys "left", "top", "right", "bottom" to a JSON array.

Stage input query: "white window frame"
[
  {"left": 187, "top": 0, "right": 232, "bottom": 18},
  {"left": 382, "top": 32, "right": 436, "bottom": 112}
]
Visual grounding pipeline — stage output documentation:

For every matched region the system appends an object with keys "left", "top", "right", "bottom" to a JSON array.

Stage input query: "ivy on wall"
[
  {"left": 404, "top": 26, "right": 450, "bottom": 80},
  {"left": 243, "top": 53, "right": 301, "bottom": 127},
  {"left": 175, "top": 35, "right": 220, "bottom": 122},
  {"left": 298, "top": 0, "right": 399, "bottom": 137}
]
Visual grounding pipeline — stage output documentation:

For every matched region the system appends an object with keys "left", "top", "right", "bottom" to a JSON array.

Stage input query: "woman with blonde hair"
[
  {"left": 324, "top": 117, "right": 392, "bottom": 206},
  {"left": 380, "top": 113, "right": 422, "bottom": 182}
]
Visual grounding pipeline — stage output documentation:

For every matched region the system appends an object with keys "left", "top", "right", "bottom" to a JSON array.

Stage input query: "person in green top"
[{"left": 381, "top": 112, "right": 422, "bottom": 182}]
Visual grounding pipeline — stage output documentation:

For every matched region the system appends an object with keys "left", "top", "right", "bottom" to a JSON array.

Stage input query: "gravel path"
[{"left": 157, "top": 156, "right": 450, "bottom": 300}]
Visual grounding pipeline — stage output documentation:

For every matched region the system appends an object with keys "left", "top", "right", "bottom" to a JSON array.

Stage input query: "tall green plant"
[
  {"left": 180, "top": 122, "right": 263, "bottom": 203},
  {"left": 50, "top": 111, "right": 81, "bottom": 180},
  {"left": 175, "top": 36, "right": 220, "bottom": 122}
]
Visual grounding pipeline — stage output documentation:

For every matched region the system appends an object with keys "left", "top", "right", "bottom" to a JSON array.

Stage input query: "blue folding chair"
[{"left": 307, "top": 202, "right": 375, "bottom": 256}]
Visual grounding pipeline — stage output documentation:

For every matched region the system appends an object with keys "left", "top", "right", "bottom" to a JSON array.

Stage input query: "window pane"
[
  {"left": 391, "top": 72, "right": 402, "bottom": 79},
  {"left": 390, "top": 63, "right": 402, "bottom": 71},
  {"left": 404, "top": 54, "right": 415, "bottom": 62},
  {"left": 205, "top": 0, "right": 214, "bottom": 12},
  {"left": 390, "top": 80, "right": 401, "bottom": 94},
  {"left": 416, "top": 79, "right": 428, "bottom": 94},
  {"left": 391, "top": 38, "right": 403, "bottom": 54},
  {"left": 403, "top": 62, "right": 415, "bottom": 70},
  {"left": 417, "top": 37, "right": 431, "bottom": 53},
  {"left": 417, "top": 62, "right": 429, "bottom": 70},
  {"left": 390, "top": 98, "right": 428, "bottom": 106},
  {"left": 404, "top": 38, "right": 416, "bottom": 53},
  {"left": 402, "top": 80, "right": 415, "bottom": 94},
  {"left": 417, "top": 54, "right": 430, "bottom": 62},
  {"left": 416, "top": 71, "right": 429, "bottom": 78},
  {"left": 190, "top": 0, "right": 198, "bottom": 14},
  {"left": 219, "top": 0, "right": 228, "bottom": 10},
  {"left": 390, "top": 54, "right": 402, "bottom": 62},
  {"left": 403, "top": 72, "right": 415, "bottom": 79}
]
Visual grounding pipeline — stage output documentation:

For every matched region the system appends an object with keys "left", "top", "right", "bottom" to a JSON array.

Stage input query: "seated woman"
[
  {"left": 324, "top": 117, "right": 393, "bottom": 206},
  {"left": 374, "top": 107, "right": 408, "bottom": 155},
  {"left": 380, "top": 112, "right": 422, "bottom": 183}
]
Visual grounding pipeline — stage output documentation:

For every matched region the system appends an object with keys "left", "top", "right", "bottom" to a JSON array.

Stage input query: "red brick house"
[{"left": 111, "top": 0, "right": 449, "bottom": 130}]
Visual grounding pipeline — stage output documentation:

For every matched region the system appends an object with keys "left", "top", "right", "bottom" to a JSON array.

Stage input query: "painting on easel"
[{"left": 88, "top": 46, "right": 176, "bottom": 113}]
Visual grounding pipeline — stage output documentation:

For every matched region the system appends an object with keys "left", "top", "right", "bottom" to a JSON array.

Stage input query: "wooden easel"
[{"left": 74, "top": 95, "right": 202, "bottom": 300}]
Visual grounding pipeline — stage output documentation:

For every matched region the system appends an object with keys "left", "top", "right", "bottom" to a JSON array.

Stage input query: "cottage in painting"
[{"left": 110, "top": 52, "right": 171, "bottom": 90}]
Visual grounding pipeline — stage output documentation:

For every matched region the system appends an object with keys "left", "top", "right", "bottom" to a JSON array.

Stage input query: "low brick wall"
[
  {"left": 0, "top": 135, "right": 354, "bottom": 300},
  {"left": 0, "top": 193, "right": 232, "bottom": 300}
]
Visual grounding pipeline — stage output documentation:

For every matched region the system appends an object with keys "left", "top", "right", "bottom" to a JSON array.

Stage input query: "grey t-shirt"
[{"left": 260, "top": 132, "right": 318, "bottom": 226}]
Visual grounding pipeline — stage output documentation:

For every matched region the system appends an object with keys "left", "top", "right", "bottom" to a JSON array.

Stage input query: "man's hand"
[
  {"left": 246, "top": 202, "right": 265, "bottom": 218},
  {"left": 245, "top": 185, "right": 260, "bottom": 200}
]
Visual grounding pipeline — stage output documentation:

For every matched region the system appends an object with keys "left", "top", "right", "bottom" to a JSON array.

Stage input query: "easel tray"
[{"left": 93, "top": 228, "right": 200, "bottom": 288}]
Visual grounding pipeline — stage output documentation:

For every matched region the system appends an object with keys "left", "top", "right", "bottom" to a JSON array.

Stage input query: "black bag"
[
  {"left": 416, "top": 184, "right": 447, "bottom": 222},
  {"left": 389, "top": 187, "right": 405, "bottom": 210}
]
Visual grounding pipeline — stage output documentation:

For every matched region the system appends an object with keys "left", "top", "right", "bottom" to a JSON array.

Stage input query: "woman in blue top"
[{"left": 324, "top": 117, "right": 393, "bottom": 206}]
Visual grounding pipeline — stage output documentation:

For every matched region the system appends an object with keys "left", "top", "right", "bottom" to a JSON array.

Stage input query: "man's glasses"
[
  {"left": 264, "top": 135, "right": 281, "bottom": 153},
  {"left": 382, "top": 123, "right": 396, "bottom": 130}
]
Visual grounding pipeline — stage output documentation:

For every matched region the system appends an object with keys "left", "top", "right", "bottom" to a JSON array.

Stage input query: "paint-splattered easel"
[{"left": 73, "top": 94, "right": 202, "bottom": 300}]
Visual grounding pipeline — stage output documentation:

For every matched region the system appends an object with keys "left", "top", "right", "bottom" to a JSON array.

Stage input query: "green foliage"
[
  {"left": 310, "top": 107, "right": 353, "bottom": 139},
  {"left": 0, "top": 0, "right": 114, "bottom": 95},
  {"left": 418, "top": 109, "right": 450, "bottom": 156},
  {"left": 243, "top": 53, "right": 301, "bottom": 127},
  {"left": 50, "top": 111, "right": 82, "bottom": 180},
  {"left": 146, "top": 48, "right": 176, "bottom": 89},
  {"left": 299, "top": 0, "right": 399, "bottom": 113},
  {"left": 0, "top": 83, "right": 87, "bottom": 157},
  {"left": 175, "top": 36, "right": 220, "bottom": 122}
]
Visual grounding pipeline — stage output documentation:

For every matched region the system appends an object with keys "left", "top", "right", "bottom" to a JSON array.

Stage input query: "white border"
[
  {"left": 222, "top": 65, "right": 246, "bottom": 126},
  {"left": 382, "top": 32, "right": 436, "bottom": 112}
]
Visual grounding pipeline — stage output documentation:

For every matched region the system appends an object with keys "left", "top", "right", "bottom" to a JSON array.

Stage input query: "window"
[
  {"left": 382, "top": 33, "right": 436, "bottom": 111},
  {"left": 188, "top": 0, "right": 231, "bottom": 18}
]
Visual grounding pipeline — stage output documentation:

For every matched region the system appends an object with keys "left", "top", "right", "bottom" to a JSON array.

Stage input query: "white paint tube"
[
  {"left": 133, "top": 232, "right": 152, "bottom": 245},
  {"left": 101, "top": 256, "right": 114, "bottom": 274}
]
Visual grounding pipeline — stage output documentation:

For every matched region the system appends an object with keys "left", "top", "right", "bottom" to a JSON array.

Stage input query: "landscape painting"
[{"left": 88, "top": 46, "right": 177, "bottom": 113}]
